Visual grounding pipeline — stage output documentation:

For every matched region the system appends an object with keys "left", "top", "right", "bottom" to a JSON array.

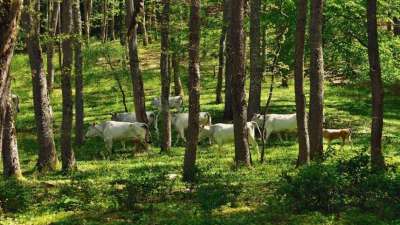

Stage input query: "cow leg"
[
  {"left": 277, "top": 133, "right": 283, "bottom": 142},
  {"left": 264, "top": 130, "right": 272, "bottom": 145},
  {"left": 121, "top": 141, "right": 126, "bottom": 151},
  {"left": 105, "top": 139, "right": 113, "bottom": 157}
]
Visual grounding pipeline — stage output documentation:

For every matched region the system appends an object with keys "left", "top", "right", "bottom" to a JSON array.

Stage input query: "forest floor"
[{"left": 0, "top": 41, "right": 399, "bottom": 225}]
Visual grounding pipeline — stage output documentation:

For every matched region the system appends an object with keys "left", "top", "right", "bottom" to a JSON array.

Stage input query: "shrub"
[{"left": 0, "top": 180, "right": 33, "bottom": 213}]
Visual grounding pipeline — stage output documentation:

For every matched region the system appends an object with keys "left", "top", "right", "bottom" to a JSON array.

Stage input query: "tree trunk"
[
  {"left": 60, "top": 0, "right": 76, "bottom": 173},
  {"left": 101, "top": 0, "right": 108, "bottom": 42},
  {"left": 83, "top": 0, "right": 92, "bottom": 42},
  {"left": 0, "top": 0, "right": 23, "bottom": 178},
  {"left": 47, "top": 0, "right": 60, "bottom": 93},
  {"left": 367, "top": 0, "right": 385, "bottom": 171},
  {"left": 294, "top": 0, "right": 310, "bottom": 166},
  {"left": 73, "top": 0, "right": 84, "bottom": 145},
  {"left": 308, "top": 0, "right": 324, "bottom": 161},
  {"left": 160, "top": 0, "right": 171, "bottom": 152},
  {"left": 183, "top": 0, "right": 201, "bottom": 182},
  {"left": 2, "top": 93, "right": 22, "bottom": 178},
  {"left": 230, "top": 0, "right": 251, "bottom": 166},
  {"left": 223, "top": 0, "right": 233, "bottom": 121},
  {"left": 172, "top": 51, "right": 184, "bottom": 96},
  {"left": 22, "top": 0, "right": 58, "bottom": 172},
  {"left": 126, "top": 0, "right": 148, "bottom": 124},
  {"left": 247, "top": 0, "right": 262, "bottom": 120},
  {"left": 109, "top": 1, "right": 116, "bottom": 41},
  {"left": 140, "top": 3, "right": 149, "bottom": 46},
  {"left": 394, "top": 17, "right": 400, "bottom": 36},
  {"left": 216, "top": 0, "right": 229, "bottom": 104}
]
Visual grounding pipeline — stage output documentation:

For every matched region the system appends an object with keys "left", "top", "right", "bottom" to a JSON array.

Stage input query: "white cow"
[
  {"left": 111, "top": 111, "right": 156, "bottom": 126},
  {"left": 252, "top": 113, "right": 297, "bottom": 143},
  {"left": 199, "top": 122, "right": 259, "bottom": 152},
  {"left": 152, "top": 96, "right": 183, "bottom": 111},
  {"left": 85, "top": 121, "right": 151, "bottom": 154},
  {"left": 171, "top": 112, "right": 212, "bottom": 144}
]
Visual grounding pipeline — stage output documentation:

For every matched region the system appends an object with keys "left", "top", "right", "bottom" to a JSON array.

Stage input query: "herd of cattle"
[{"left": 85, "top": 95, "right": 353, "bottom": 154}]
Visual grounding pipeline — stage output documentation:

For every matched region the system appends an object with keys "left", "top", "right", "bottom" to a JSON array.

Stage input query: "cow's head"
[
  {"left": 85, "top": 122, "right": 102, "bottom": 138},
  {"left": 110, "top": 112, "right": 118, "bottom": 120}
]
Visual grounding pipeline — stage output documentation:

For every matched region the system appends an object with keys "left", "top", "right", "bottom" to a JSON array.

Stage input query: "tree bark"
[
  {"left": 126, "top": 0, "right": 148, "bottom": 124},
  {"left": 22, "top": 0, "right": 58, "bottom": 172},
  {"left": 230, "top": 0, "right": 251, "bottom": 166},
  {"left": 223, "top": 0, "right": 233, "bottom": 121},
  {"left": 109, "top": 1, "right": 116, "bottom": 41},
  {"left": 367, "top": 0, "right": 385, "bottom": 171},
  {"left": 101, "top": 0, "right": 108, "bottom": 42},
  {"left": 46, "top": 0, "right": 60, "bottom": 93},
  {"left": 83, "top": 0, "right": 92, "bottom": 42},
  {"left": 216, "top": 0, "right": 230, "bottom": 104},
  {"left": 160, "top": 0, "right": 171, "bottom": 152},
  {"left": 61, "top": 0, "right": 76, "bottom": 173},
  {"left": 294, "top": 0, "right": 310, "bottom": 166},
  {"left": 394, "top": 17, "right": 400, "bottom": 36},
  {"left": 247, "top": 0, "right": 262, "bottom": 120},
  {"left": 172, "top": 51, "right": 184, "bottom": 96},
  {"left": 140, "top": 3, "right": 149, "bottom": 46},
  {"left": 73, "top": 0, "right": 84, "bottom": 145},
  {"left": 308, "top": 0, "right": 324, "bottom": 161},
  {"left": 183, "top": 0, "right": 201, "bottom": 182},
  {"left": 2, "top": 93, "right": 22, "bottom": 178},
  {"left": 0, "top": 0, "right": 23, "bottom": 178}
]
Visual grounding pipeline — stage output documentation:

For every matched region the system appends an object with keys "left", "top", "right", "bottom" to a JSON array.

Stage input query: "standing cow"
[
  {"left": 171, "top": 112, "right": 212, "bottom": 145},
  {"left": 152, "top": 95, "right": 183, "bottom": 111},
  {"left": 252, "top": 113, "right": 297, "bottom": 143},
  {"left": 85, "top": 121, "right": 151, "bottom": 155},
  {"left": 111, "top": 111, "right": 156, "bottom": 126}
]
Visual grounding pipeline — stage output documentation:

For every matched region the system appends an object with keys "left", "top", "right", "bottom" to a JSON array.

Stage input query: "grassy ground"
[{"left": 0, "top": 41, "right": 399, "bottom": 225}]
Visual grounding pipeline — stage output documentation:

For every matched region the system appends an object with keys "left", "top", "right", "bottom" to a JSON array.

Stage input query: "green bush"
[{"left": 0, "top": 180, "right": 33, "bottom": 213}]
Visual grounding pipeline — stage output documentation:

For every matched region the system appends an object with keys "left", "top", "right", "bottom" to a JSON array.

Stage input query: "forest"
[{"left": 0, "top": 0, "right": 400, "bottom": 224}]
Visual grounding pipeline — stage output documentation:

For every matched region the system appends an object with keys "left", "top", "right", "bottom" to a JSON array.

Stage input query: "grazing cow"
[
  {"left": 85, "top": 121, "right": 151, "bottom": 154},
  {"left": 111, "top": 111, "right": 156, "bottom": 126},
  {"left": 11, "top": 94, "right": 19, "bottom": 113},
  {"left": 323, "top": 128, "right": 352, "bottom": 148},
  {"left": 252, "top": 113, "right": 297, "bottom": 143},
  {"left": 152, "top": 96, "right": 183, "bottom": 111},
  {"left": 199, "top": 122, "right": 259, "bottom": 152},
  {"left": 171, "top": 112, "right": 212, "bottom": 144}
]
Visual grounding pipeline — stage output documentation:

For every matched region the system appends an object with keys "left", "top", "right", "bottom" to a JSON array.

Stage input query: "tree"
[
  {"left": 230, "top": 0, "right": 251, "bottom": 166},
  {"left": 101, "top": 0, "right": 108, "bottom": 42},
  {"left": 0, "top": 0, "right": 23, "bottom": 178},
  {"left": 83, "top": 0, "right": 92, "bottom": 42},
  {"left": 308, "top": 0, "right": 325, "bottom": 161},
  {"left": 247, "top": 0, "right": 262, "bottom": 120},
  {"left": 394, "top": 17, "right": 399, "bottom": 36},
  {"left": 60, "top": 0, "right": 76, "bottom": 173},
  {"left": 46, "top": 0, "right": 60, "bottom": 92},
  {"left": 2, "top": 93, "right": 22, "bottom": 178},
  {"left": 126, "top": 0, "right": 148, "bottom": 124},
  {"left": 140, "top": 1, "right": 149, "bottom": 46},
  {"left": 172, "top": 50, "right": 184, "bottom": 96},
  {"left": 183, "top": 0, "right": 201, "bottom": 182},
  {"left": 22, "top": 0, "right": 58, "bottom": 172},
  {"left": 223, "top": 0, "right": 233, "bottom": 120},
  {"left": 294, "top": 0, "right": 310, "bottom": 166},
  {"left": 216, "top": 0, "right": 230, "bottom": 104},
  {"left": 367, "top": 0, "right": 385, "bottom": 170},
  {"left": 73, "top": 0, "right": 84, "bottom": 145},
  {"left": 160, "top": 0, "right": 171, "bottom": 152}
]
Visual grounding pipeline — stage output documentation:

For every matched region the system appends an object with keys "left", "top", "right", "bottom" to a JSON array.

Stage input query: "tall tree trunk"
[
  {"left": 216, "top": 0, "right": 230, "bottom": 104},
  {"left": 126, "top": 0, "right": 148, "bottom": 124},
  {"left": 61, "top": 0, "right": 76, "bottom": 173},
  {"left": 394, "top": 17, "right": 400, "bottom": 36},
  {"left": 73, "top": 0, "right": 84, "bottom": 145},
  {"left": 140, "top": 3, "right": 149, "bottom": 46},
  {"left": 160, "top": 0, "right": 171, "bottom": 152},
  {"left": 109, "top": 1, "right": 116, "bottom": 41},
  {"left": 183, "top": 0, "right": 201, "bottom": 182},
  {"left": 294, "top": 0, "right": 310, "bottom": 166},
  {"left": 47, "top": 0, "right": 60, "bottom": 93},
  {"left": 223, "top": 0, "right": 233, "bottom": 121},
  {"left": 0, "top": 0, "right": 23, "bottom": 178},
  {"left": 83, "top": 0, "right": 92, "bottom": 42},
  {"left": 367, "top": 0, "right": 385, "bottom": 171},
  {"left": 101, "top": 0, "right": 108, "bottom": 42},
  {"left": 22, "top": 0, "right": 58, "bottom": 172},
  {"left": 247, "top": 0, "right": 262, "bottom": 120},
  {"left": 172, "top": 51, "right": 184, "bottom": 96},
  {"left": 2, "top": 93, "right": 22, "bottom": 178},
  {"left": 308, "top": 0, "right": 324, "bottom": 161},
  {"left": 230, "top": 0, "right": 251, "bottom": 166}
]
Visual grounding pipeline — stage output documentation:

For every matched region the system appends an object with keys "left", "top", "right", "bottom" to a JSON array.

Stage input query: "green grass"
[{"left": 0, "top": 40, "right": 399, "bottom": 225}]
